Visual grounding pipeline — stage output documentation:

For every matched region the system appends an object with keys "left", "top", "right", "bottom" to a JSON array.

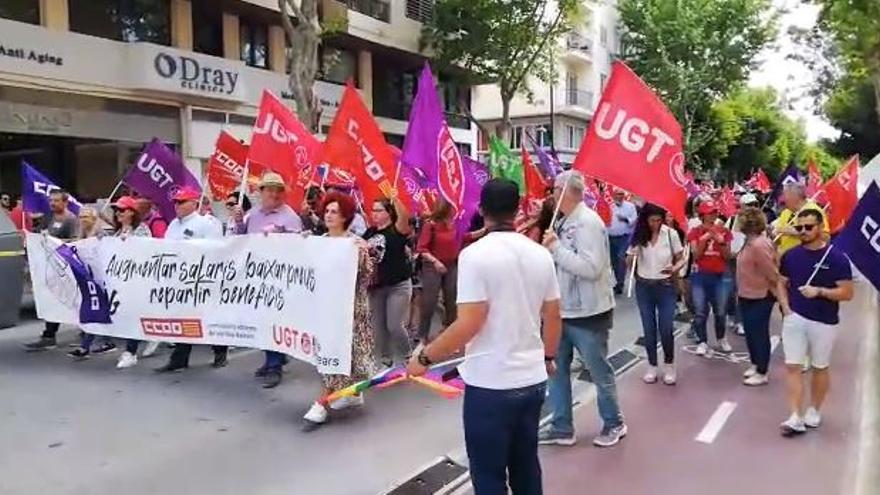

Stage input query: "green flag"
[{"left": 487, "top": 136, "right": 525, "bottom": 195}]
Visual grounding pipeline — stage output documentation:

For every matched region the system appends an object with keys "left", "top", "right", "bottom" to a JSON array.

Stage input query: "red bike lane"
[{"left": 540, "top": 281, "right": 877, "bottom": 495}]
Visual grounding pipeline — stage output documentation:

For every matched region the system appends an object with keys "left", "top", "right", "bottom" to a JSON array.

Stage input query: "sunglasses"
[
  {"left": 225, "top": 202, "right": 236, "bottom": 208},
  {"left": 794, "top": 224, "right": 818, "bottom": 232}
]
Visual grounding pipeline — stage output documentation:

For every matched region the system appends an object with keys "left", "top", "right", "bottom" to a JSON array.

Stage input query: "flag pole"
[
  {"left": 804, "top": 244, "right": 834, "bottom": 286},
  {"left": 237, "top": 159, "right": 250, "bottom": 208},
  {"left": 549, "top": 175, "right": 570, "bottom": 229},
  {"left": 626, "top": 255, "right": 637, "bottom": 298},
  {"left": 99, "top": 179, "right": 125, "bottom": 215}
]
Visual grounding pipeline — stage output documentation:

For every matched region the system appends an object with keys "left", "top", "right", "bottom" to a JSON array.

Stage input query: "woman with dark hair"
[
  {"left": 518, "top": 197, "right": 555, "bottom": 243},
  {"left": 626, "top": 203, "right": 685, "bottom": 385},
  {"left": 303, "top": 192, "right": 376, "bottom": 425},
  {"left": 224, "top": 192, "right": 251, "bottom": 236},
  {"left": 736, "top": 206, "right": 779, "bottom": 386},
  {"left": 363, "top": 196, "right": 413, "bottom": 367},
  {"left": 416, "top": 198, "right": 461, "bottom": 344}
]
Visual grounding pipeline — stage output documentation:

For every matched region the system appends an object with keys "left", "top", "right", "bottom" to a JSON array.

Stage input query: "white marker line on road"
[
  {"left": 695, "top": 401, "right": 738, "bottom": 444},
  {"left": 770, "top": 335, "right": 781, "bottom": 353}
]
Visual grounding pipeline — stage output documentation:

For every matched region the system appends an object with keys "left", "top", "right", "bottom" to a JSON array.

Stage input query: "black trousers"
[
  {"left": 41, "top": 322, "right": 60, "bottom": 339},
  {"left": 169, "top": 344, "right": 228, "bottom": 366}
]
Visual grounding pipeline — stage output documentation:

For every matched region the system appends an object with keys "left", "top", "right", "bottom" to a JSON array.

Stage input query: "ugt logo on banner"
[
  {"left": 572, "top": 61, "right": 687, "bottom": 228},
  {"left": 837, "top": 181, "right": 880, "bottom": 291}
]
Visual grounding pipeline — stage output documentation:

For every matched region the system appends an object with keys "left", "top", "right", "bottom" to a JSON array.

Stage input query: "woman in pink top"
[{"left": 736, "top": 207, "right": 780, "bottom": 386}]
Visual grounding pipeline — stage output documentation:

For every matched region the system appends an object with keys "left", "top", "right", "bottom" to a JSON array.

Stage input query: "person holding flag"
[
  {"left": 23, "top": 190, "right": 79, "bottom": 352},
  {"left": 416, "top": 199, "right": 462, "bottom": 345},
  {"left": 776, "top": 209, "right": 853, "bottom": 437},
  {"left": 771, "top": 182, "right": 828, "bottom": 255}
]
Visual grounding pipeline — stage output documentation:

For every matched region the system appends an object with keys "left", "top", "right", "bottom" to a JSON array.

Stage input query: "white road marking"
[
  {"left": 770, "top": 335, "right": 781, "bottom": 353},
  {"left": 695, "top": 401, "right": 738, "bottom": 444}
]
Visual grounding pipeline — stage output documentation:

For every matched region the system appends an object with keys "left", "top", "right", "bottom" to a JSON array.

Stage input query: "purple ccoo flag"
[
  {"left": 21, "top": 161, "right": 83, "bottom": 215},
  {"left": 835, "top": 181, "right": 880, "bottom": 291},
  {"left": 55, "top": 243, "right": 112, "bottom": 324},
  {"left": 459, "top": 156, "right": 490, "bottom": 236},
  {"left": 125, "top": 138, "right": 202, "bottom": 222},
  {"left": 527, "top": 133, "right": 563, "bottom": 181}
]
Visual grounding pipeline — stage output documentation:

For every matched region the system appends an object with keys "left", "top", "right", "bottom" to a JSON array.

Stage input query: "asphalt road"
[{"left": 0, "top": 296, "right": 645, "bottom": 495}]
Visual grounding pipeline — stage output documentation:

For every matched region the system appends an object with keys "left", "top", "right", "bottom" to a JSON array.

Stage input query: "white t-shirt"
[
  {"left": 456, "top": 232, "right": 561, "bottom": 390},
  {"left": 627, "top": 225, "right": 683, "bottom": 280},
  {"left": 165, "top": 212, "right": 223, "bottom": 240}
]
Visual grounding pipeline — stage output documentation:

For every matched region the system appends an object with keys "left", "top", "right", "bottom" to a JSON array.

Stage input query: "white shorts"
[{"left": 781, "top": 312, "right": 837, "bottom": 369}]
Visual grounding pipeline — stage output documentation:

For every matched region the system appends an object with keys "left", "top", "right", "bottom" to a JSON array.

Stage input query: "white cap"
[{"left": 740, "top": 193, "right": 758, "bottom": 205}]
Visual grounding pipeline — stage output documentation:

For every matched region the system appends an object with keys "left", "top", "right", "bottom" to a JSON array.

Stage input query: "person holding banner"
[
  {"left": 687, "top": 200, "right": 734, "bottom": 355},
  {"left": 416, "top": 198, "right": 461, "bottom": 344},
  {"left": 540, "top": 171, "right": 626, "bottom": 448},
  {"left": 363, "top": 197, "right": 414, "bottom": 368},
  {"left": 223, "top": 192, "right": 251, "bottom": 236},
  {"left": 155, "top": 188, "right": 228, "bottom": 373},
  {"left": 231, "top": 173, "right": 303, "bottom": 388},
  {"left": 24, "top": 190, "right": 79, "bottom": 352},
  {"left": 771, "top": 183, "right": 828, "bottom": 255},
  {"left": 626, "top": 203, "right": 684, "bottom": 385},
  {"left": 304, "top": 192, "right": 376, "bottom": 425},
  {"left": 776, "top": 209, "right": 853, "bottom": 437}
]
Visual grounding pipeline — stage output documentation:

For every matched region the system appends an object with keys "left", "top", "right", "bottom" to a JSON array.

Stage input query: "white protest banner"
[{"left": 27, "top": 232, "right": 359, "bottom": 375}]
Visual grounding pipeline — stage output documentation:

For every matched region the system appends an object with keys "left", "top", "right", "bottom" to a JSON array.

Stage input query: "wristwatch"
[{"left": 418, "top": 348, "right": 433, "bottom": 367}]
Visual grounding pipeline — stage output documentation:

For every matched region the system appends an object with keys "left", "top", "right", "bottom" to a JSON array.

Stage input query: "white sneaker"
[
  {"left": 804, "top": 407, "right": 822, "bottom": 428},
  {"left": 743, "top": 365, "right": 758, "bottom": 379},
  {"left": 303, "top": 402, "right": 328, "bottom": 424},
  {"left": 719, "top": 338, "right": 733, "bottom": 353},
  {"left": 736, "top": 324, "right": 745, "bottom": 336},
  {"left": 696, "top": 343, "right": 709, "bottom": 356},
  {"left": 116, "top": 352, "right": 138, "bottom": 369},
  {"left": 330, "top": 394, "right": 364, "bottom": 411},
  {"left": 142, "top": 341, "right": 160, "bottom": 357},
  {"left": 743, "top": 373, "right": 768, "bottom": 386},
  {"left": 780, "top": 415, "right": 807, "bottom": 437},
  {"left": 662, "top": 364, "right": 677, "bottom": 385},
  {"left": 642, "top": 366, "right": 658, "bottom": 384}
]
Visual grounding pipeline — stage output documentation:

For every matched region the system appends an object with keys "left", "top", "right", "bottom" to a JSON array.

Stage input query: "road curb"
[{"left": 855, "top": 289, "right": 880, "bottom": 495}]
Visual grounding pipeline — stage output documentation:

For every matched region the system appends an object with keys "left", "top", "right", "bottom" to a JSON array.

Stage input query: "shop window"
[
  {"left": 240, "top": 18, "right": 268, "bottom": 69},
  {"left": 0, "top": 0, "right": 39, "bottom": 24},
  {"left": 192, "top": 0, "right": 223, "bottom": 57},
  {"left": 508, "top": 126, "right": 523, "bottom": 149},
  {"left": 320, "top": 47, "right": 358, "bottom": 85},
  {"left": 69, "top": 0, "right": 171, "bottom": 45}
]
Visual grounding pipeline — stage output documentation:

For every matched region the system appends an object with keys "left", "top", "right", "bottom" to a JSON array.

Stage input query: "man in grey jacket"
[{"left": 539, "top": 170, "right": 627, "bottom": 448}]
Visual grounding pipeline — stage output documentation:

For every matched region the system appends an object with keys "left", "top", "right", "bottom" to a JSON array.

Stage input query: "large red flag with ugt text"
[{"left": 572, "top": 61, "right": 687, "bottom": 228}]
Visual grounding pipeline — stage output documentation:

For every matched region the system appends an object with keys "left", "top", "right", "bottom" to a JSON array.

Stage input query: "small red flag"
[
  {"left": 206, "top": 131, "right": 249, "bottom": 201},
  {"left": 522, "top": 145, "right": 548, "bottom": 208},
  {"left": 820, "top": 156, "right": 860, "bottom": 233}
]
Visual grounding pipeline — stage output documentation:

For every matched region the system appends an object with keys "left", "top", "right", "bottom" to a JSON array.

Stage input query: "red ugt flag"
[
  {"left": 249, "top": 90, "right": 322, "bottom": 210},
  {"left": 821, "top": 156, "right": 860, "bottom": 234},
  {"left": 572, "top": 61, "right": 687, "bottom": 228},
  {"left": 522, "top": 145, "right": 547, "bottom": 208},
  {"left": 746, "top": 169, "right": 772, "bottom": 194},
  {"left": 806, "top": 159, "right": 826, "bottom": 204}
]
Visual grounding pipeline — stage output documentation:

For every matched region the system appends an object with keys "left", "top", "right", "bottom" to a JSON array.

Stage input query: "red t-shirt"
[
  {"left": 687, "top": 224, "right": 732, "bottom": 274},
  {"left": 417, "top": 221, "right": 461, "bottom": 265}
]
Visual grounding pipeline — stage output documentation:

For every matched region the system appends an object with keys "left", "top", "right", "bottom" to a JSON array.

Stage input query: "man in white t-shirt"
[{"left": 408, "top": 179, "right": 562, "bottom": 494}]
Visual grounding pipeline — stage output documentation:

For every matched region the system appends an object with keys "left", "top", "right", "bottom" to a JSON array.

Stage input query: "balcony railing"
[
  {"left": 405, "top": 0, "right": 434, "bottom": 22},
  {"left": 564, "top": 89, "right": 594, "bottom": 108},
  {"left": 375, "top": 101, "right": 471, "bottom": 129},
  {"left": 344, "top": 0, "right": 391, "bottom": 22},
  {"left": 566, "top": 33, "right": 593, "bottom": 55}
]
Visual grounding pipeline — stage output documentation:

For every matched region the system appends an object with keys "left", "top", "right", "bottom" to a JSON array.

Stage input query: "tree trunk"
[
  {"left": 279, "top": 0, "right": 322, "bottom": 132},
  {"left": 495, "top": 92, "right": 513, "bottom": 143}
]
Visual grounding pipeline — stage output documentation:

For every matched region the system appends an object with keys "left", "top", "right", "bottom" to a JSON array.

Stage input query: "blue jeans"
[
  {"left": 691, "top": 272, "right": 729, "bottom": 343},
  {"left": 739, "top": 296, "right": 775, "bottom": 374},
  {"left": 548, "top": 316, "right": 623, "bottom": 434},
  {"left": 635, "top": 279, "right": 677, "bottom": 366},
  {"left": 608, "top": 235, "right": 629, "bottom": 292},
  {"left": 264, "top": 351, "right": 285, "bottom": 372},
  {"left": 79, "top": 333, "right": 113, "bottom": 351},
  {"left": 464, "top": 382, "right": 545, "bottom": 495},
  {"left": 723, "top": 265, "right": 741, "bottom": 324}
]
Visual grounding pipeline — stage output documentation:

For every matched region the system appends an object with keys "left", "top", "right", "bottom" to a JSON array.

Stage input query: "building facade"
[
  {"left": 471, "top": 0, "right": 619, "bottom": 167},
  {"left": 0, "top": 0, "right": 475, "bottom": 202}
]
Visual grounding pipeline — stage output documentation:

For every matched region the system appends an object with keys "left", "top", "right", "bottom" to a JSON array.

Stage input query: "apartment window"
[
  {"left": 344, "top": 0, "right": 390, "bottom": 22},
  {"left": 508, "top": 126, "right": 524, "bottom": 149},
  {"left": 240, "top": 19, "right": 268, "bottom": 69},
  {"left": 0, "top": 0, "right": 39, "bottom": 24},
  {"left": 405, "top": 0, "right": 434, "bottom": 22},
  {"left": 438, "top": 76, "right": 471, "bottom": 129},
  {"left": 192, "top": 0, "right": 223, "bottom": 57},
  {"left": 477, "top": 129, "right": 488, "bottom": 152},
  {"left": 534, "top": 124, "right": 553, "bottom": 148},
  {"left": 600, "top": 25, "right": 608, "bottom": 47},
  {"left": 69, "top": 0, "right": 171, "bottom": 45},
  {"left": 320, "top": 47, "right": 358, "bottom": 85},
  {"left": 566, "top": 124, "right": 585, "bottom": 149},
  {"left": 372, "top": 60, "right": 418, "bottom": 121}
]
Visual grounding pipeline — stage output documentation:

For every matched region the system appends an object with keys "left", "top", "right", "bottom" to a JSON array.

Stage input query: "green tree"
[
  {"left": 617, "top": 0, "right": 776, "bottom": 170},
  {"left": 822, "top": 72, "right": 880, "bottom": 158},
  {"left": 421, "top": 0, "right": 582, "bottom": 138}
]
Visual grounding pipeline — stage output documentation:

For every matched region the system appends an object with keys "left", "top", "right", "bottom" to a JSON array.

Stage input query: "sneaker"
[
  {"left": 142, "top": 341, "right": 160, "bottom": 358},
  {"left": 593, "top": 424, "right": 628, "bottom": 448},
  {"left": 736, "top": 324, "right": 745, "bottom": 336},
  {"left": 23, "top": 337, "right": 57, "bottom": 352},
  {"left": 330, "top": 394, "right": 364, "bottom": 411},
  {"left": 743, "top": 365, "right": 758, "bottom": 379},
  {"left": 211, "top": 352, "right": 228, "bottom": 368},
  {"left": 538, "top": 429, "right": 577, "bottom": 446},
  {"left": 154, "top": 361, "right": 187, "bottom": 373},
  {"left": 303, "top": 402, "right": 328, "bottom": 424},
  {"left": 743, "top": 373, "right": 768, "bottom": 386},
  {"left": 719, "top": 338, "right": 733, "bottom": 353},
  {"left": 116, "top": 352, "right": 138, "bottom": 369},
  {"left": 804, "top": 407, "right": 822, "bottom": 428},
  {"left": 571, "top": 355, "right": 585, "bottom": 372},
  {"left": 262, "top": 370, "right": 282, "bottom": 389},
  {"left": 662, "top": 364, "right": 676, "bottom": 385},
  {"left": 780, "top": 416, "right": 806, "bottom": 437},
  {"left": 696, "top": 343, "right": 709, "bottom": 356},
  {"left": 92, "top": 341, "right": 117, "bottom": 354},
  {"left": 642, "top": 366, "right": 658, "bottom": 384},
  {"left": 66, "top": 347, "right": 90, "bottom": 360}
]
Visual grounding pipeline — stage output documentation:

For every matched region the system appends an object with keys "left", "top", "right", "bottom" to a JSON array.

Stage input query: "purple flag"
[
  {"left": 527, "top": 134, "right": 562, "bottom": 181},
  {"left": 836, "top": 181, "right": 880, "bottom": 291},
  {"left": 401, "top": 64, "right": 467, "bottom": 217},
  {"left": 125, "top": 139, "right": 201, "bottom": 222},
  {"left": 21, "top": 161, "right": 82, "bottom": 215},
  {"left": 55, "top": 244, "right": 112, "bottom": 324},
  {"left": 459, "top": 156, "right": 490, "bottom": 236}
]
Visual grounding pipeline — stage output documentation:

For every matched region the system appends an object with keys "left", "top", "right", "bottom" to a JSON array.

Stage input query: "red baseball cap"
[
  {"left": 113, "top": 196, "right": 137, "bottom": 210},
  {"left": 697, "top": 200, "right": 719, "bottom": 215},
  {"left": 172, "top": 187, "right": 200, "bottom": 202}
]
